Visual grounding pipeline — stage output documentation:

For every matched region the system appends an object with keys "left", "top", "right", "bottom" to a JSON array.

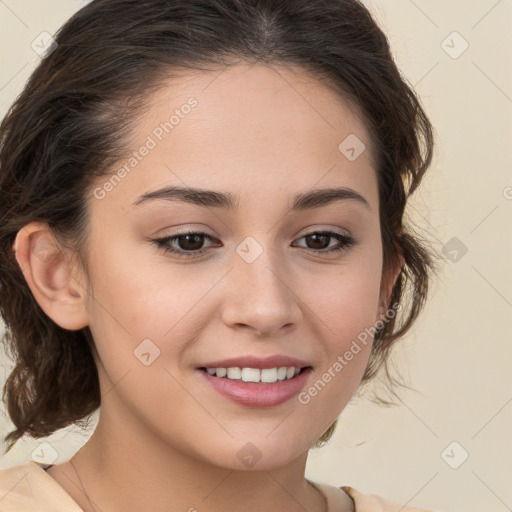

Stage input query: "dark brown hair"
[{"left": 0, "top": 0, "right": 439, "bottom": 453}]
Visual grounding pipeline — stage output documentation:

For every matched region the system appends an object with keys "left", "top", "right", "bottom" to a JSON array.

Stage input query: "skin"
[{"left": 14, "top": 62, "right": 402, "bottom": 512}]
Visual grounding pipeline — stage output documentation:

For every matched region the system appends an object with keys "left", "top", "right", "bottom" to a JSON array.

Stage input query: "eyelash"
[{"left": 152, "top": 229, "right": 356, "bottom": 259}]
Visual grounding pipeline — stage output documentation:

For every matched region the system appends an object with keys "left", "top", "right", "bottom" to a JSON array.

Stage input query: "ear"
[
  {"left": 12, "top": 222, "right": 89, "bottom": 330},
  {"left": 375, "top": 253, "right": 405, "bottom": 322}
]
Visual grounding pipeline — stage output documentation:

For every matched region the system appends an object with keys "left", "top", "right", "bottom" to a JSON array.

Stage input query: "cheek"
[
  {"left": 84, "top": 236, "right": 185, "bottom": 335},
  {"left": 302, "top": 250, "right": 383, "bottom": 342},
  {"left": 294, "top": 250, "right": 382, "bottom": 412},
  {"left": 83, "top": 237, "right": 223, "bottom": 395},
  {"left": 307, "top": 279, "right": 377, "bottom": 376},
  {"left": 295, "top": 275, "right": 378, "bottom": 428}
]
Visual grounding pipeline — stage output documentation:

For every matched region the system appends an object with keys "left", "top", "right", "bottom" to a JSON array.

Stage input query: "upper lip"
[{"left": 198, "top": 355, "right": 312, "bottom": 370}]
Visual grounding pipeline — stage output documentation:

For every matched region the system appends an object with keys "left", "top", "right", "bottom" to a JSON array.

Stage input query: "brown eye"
[
  {"left": 173, "top": 233, "right": 207, "bottom": 251},
  {"left": 294, "top": 231, "right": 356, "bottom": 254},
  {"left": 304, "top": 233, "right": 331, "bottom": 250},
  {"left": 153, "top": 231, "right": 218, "bottom": 258}
]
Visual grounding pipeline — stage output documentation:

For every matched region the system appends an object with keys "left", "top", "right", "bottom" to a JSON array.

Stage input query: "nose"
[{"left": 219, "top": 240, "right": 302, "bottom": 337}]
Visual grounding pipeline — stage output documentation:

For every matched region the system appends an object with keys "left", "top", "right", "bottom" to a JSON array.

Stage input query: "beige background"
[{"left": 1, "top": 1, "right": 511, "bottom": 511}]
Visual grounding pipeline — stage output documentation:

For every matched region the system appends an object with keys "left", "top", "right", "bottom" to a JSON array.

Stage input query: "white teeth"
[
  {"left": 204, "top": 366, "right": 304, "bottom": 383},
  {"left": 277, "top": 367, "right": 288, "bottom": 380},
  {"left": 227, "top": 367, "right": 241, "bottom": 379},
  {"left": 241, "top": 368, "right": 260, "bottom": 382},
  {"left": 260, "top": 368, "right": 277, "bottom": 383}
]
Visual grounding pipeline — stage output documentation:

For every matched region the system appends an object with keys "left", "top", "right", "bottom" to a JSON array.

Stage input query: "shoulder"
[
  {"left": 341, "top": 485, "right": 438, "bottom": 512},
  {"left": 0, "top": 461, "right": 82, "bottom": 512},
  {"left": 0, "top": 462, "right": 43, "bottom": 511}
]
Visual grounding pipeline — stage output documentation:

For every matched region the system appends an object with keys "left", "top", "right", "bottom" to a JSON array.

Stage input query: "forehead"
[{"left": 95, "top": 62, "right": 379, "bottom": 212}]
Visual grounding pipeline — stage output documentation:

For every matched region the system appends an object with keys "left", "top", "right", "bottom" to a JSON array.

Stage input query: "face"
[{"left": 78, "top": 62, "right": 391, "bottom": 470}]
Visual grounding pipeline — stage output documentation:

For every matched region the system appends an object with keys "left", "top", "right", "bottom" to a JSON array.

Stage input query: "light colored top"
[{"left": 0, "top": 461, "right": 437, "bottom": 511}]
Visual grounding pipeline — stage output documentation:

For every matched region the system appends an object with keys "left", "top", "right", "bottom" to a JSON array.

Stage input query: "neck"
[{"left": 64, "top": 406, "right": 327, "bottom": 512}]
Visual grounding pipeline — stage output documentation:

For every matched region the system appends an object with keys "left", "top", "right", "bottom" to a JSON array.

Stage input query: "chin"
[{"left": 210, "top": 435, "right": 312, "bottom": 471}]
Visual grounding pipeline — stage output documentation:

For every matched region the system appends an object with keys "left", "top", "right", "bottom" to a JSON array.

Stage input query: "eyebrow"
[{"left": 132, "top": 185, "right": 371, "bottom": 212}]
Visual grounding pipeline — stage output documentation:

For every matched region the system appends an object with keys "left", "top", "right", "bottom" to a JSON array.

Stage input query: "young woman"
[{"left": 0, "top": 0, "right": 441, "bottom": 510}]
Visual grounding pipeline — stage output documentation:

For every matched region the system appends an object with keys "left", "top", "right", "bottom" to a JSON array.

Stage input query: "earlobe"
[{"left": 12, "top": 222, "right": 89, "bottom": 330}]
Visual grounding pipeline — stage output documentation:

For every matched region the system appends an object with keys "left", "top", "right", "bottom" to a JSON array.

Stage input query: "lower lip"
[{"left": 197, "top": 368, "right": 312, "bottom": 408}]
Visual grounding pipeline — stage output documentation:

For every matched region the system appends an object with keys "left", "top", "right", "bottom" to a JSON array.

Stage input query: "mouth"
[{"left": 196, "top": 365, "right": 314, "bottom": 408}]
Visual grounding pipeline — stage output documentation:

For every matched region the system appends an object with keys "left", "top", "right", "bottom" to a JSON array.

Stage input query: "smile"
[{"left": 198, "top": 366, "right": 313, "bottom": 407}]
